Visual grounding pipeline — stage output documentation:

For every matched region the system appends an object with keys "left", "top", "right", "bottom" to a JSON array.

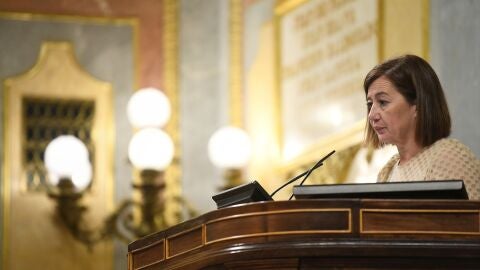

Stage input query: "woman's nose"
[{"left": 368, "top": 105, "right": 379, "bottom": 122}]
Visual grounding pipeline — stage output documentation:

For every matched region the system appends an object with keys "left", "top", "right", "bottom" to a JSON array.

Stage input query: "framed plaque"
[{"left": 276, "top": 0, "right": 379, "bottom": 163}]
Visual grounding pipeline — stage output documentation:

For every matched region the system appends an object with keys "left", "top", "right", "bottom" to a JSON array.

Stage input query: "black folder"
[{"left": 293, "top": 180, "right": 468, "bottom": 200}]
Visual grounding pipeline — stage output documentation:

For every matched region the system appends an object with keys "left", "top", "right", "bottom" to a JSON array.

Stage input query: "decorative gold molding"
[
  {"left": 229, "top": 0, "right": 244, "bottom": 127},
  {"left": 378, "top": 0, "right": 384, "bottom": 61},
  {"left": 275, "top": 0, "right": 308, "bottom": 15},
  {"left": 162, "top": 0, "right": 183, "bottom": 226},
  {"left": 273, "top": 4, "right": 283, "bottom": 172},
  {"left": 127, "top": 253, "right": 133, "bottom": 270},
  {"left": 0, "top": 11, "right": 138, "bottom": 26},
  {"left": 422, "top": 0, "right": 430, "bottom": 61},
  {"left": 0, "top": 11, "right": 140, "bottom": 87},
  {"left": 380, "top": 0, "right": 429, "bottom": 60},
  {"left": 1, "top": 91, "right": 12, "bottom": 270},
  {"left": 282, "top": 121, "right": 365, "bottom": 173}
]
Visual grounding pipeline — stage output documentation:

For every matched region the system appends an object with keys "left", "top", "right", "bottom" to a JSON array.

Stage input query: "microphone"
[
  {"left": 288, "top": 150, "right": 335, "bottom": 200},
  {"left": 269, "top": 150, "right": 335, "bottom": 199},
  {"left": 211, "top": 150, "right": 335, "bottom": 209}
]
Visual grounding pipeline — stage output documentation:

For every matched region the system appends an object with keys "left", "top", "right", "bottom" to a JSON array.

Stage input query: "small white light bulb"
[
  {"left": 127, "top": 87, "right": 171, "bottom": 128},
  {"left": 208, "top": 126, "right": 252, "bottom": 169},
  {"left": 128, "top": 128, "right": 174, "bottom": 170}
]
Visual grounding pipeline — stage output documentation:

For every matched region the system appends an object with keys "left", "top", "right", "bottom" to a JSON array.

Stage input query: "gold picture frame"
[{"left": 274, "top": 0, "right": 379, "bottom": 173}]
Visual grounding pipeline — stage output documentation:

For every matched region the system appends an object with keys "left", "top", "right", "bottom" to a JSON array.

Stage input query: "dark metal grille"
[{"left": 22, "top": 97, "right": 95, "bottom": 191}]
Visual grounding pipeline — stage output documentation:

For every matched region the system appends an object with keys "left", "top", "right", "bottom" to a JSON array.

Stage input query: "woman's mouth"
[{"left": 374, "top": 127, "right": 386, "bottom": 134}]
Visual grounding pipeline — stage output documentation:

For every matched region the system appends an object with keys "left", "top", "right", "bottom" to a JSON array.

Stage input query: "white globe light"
[
  {"left": 71, "top": 161, "right": 92, "bottom": 191},
  {"left": 128, "top": 128, "right": 174, "bottom": 170},
  {"left": 208, "top": 126, "right": 252, "bottom": 169},
  {"left": 44, "top": 135, "right": 92, "bottom": 191},
  {"left": 127, "top": 87, "right": 171, "bottom": 128}
]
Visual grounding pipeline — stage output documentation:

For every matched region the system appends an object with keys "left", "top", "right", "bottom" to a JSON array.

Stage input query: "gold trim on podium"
[
  {"left": 129, "top": 238, "right": 166, "bottom": 270},
  {"left": 128, "top": 200, "right": 480, "bottom": 270},
  {"left": 360, "top": 208, "right": 480, "bottom": 235},
  {"left": 204, "top": 208, "right": 352, "bottom": 244},
  {"left": 166, "top": 225, "right": 204, "bottom": 259},
  {"left": 135, "top": 208, "right": 353, "bottom": 264}
]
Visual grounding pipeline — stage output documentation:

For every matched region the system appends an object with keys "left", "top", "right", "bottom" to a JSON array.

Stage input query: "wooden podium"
[{"left": 128, "top": 199, "right": 480, "bottom": 269}]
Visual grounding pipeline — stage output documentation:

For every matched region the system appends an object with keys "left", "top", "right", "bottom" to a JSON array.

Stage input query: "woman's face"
[{"left": 367, "top": 76, "right": 417, "bottom": 146}]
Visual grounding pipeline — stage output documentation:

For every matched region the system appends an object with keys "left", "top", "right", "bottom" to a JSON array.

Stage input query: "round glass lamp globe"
[
  {"left": 44, "top": 135, "right": 92, "bottom": 191},
  {"left": 70, "top": 161, "right": 92, "bottom": 191},
  {"left": 127, "top": 87, "right": 171, "bottom": 128},
  {"left": 128, "top": 128, "right": 174, "bottom": 170},
  {"left": 208, "top": 126, "right": 252, "bottom": 169}
]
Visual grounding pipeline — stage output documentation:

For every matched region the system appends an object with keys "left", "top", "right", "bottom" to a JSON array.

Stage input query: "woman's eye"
[
  {"left": 366, "top": 101, "right": 372, "bottom": 109},
  {"left": 379, "top": 100, "right": 388, "bottom": 107}
]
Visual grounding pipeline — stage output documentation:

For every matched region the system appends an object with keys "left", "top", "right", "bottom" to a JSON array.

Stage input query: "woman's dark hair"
[{"left": 363, "top": 54, "right": 451, "bottom": 148}]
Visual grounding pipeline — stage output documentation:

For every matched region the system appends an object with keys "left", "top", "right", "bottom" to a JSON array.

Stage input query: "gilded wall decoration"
[
  {"left": 162, "top": 0, "right": 184, "bottom": 225},
  {"left": 3, "top": 41, "right": 114, "bottom": 270}
]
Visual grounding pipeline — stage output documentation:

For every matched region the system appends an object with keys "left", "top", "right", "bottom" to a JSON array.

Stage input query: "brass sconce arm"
[
  {"left": 48, "top": 178, "right": 106, "bottom": 248},
  {"left": 47, "top": 170, "right": 196, "bottom": 250}
]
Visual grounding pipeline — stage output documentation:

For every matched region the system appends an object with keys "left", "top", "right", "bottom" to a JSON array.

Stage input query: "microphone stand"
[
  {"left": 269, "top": 150, "right": 335, "bottom": 199},
  {"left": 288, "top": 150, "right": 335, "bottom": 200}
]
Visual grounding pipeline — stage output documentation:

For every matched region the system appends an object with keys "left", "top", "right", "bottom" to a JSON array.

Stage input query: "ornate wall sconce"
[
  {"left": 45, "top": 87, "right": 191, "bottom": 248},
  {"left": 45, "top": 135, "right": 99, "bottom": 246},
  {"left": 208, "top": 126, "right": 252, "bottom": 189},
  {"left": 127, "top": 127, "right": 174, "bottom": 237}
]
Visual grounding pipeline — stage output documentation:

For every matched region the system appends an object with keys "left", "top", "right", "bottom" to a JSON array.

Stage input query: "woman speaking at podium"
[{"left": 364, "top": 54, "right": 480, "bottom": 200}]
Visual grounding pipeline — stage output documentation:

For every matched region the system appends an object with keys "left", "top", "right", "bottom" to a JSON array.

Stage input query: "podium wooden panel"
[{"left": 127, "top": 200, "right": 480, "bottom": 269}]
